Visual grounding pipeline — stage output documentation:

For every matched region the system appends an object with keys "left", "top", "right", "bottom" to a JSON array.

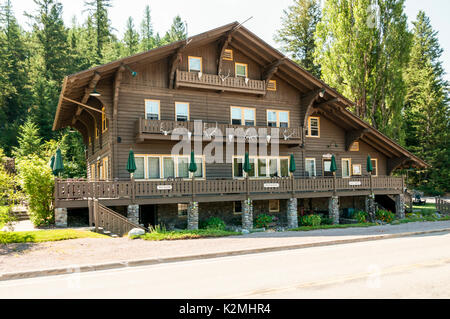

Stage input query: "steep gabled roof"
[{"left": 53, "top": 21, "right": 428, "bottom": 170}]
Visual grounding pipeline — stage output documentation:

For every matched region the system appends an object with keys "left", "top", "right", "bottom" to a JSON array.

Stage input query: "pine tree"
[
  {"left": 0, "top": 0, "right": 31, "bottom": 155},
  {"left": 404, "top": 11, "right": 450, "bottom": 193},
  {"left": 123, "top": 16, "right": 140, "bottom": 56},
  {"left": 163, "top": 15, "right": 186, "bottom": 43},
  {"left": 274, "top": 0, "right": 321, "bottom": 78},
  {"left": 84, "top": 0, "right": 112, "bottom": 63},
  {"left": 12, "top": 119, "right": 43, "bottom": 159},
  {"left": 140, "top": 5, "right": 155, "bottom": 51}
]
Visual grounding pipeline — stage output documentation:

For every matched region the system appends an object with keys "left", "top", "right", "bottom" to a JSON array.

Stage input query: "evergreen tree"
[
  {"left": 314, "top": 0, "right": 410, "bottom": 141},
  {"left": 274, "top": 0, "right": 322, "bottom": 78},
  {"left": 404, "top": 11, "right": 450, "bottom": 193},
  {"left": 0, "top": 0, "right": 31, "bottom": 155},
  {"left": 140, "top": 5, "right": 155, "bottom": 51},
  {"left": 84, "top": 0, "right": 112, "bottom": 63},
  {"left": 12, "top": 119, "right": 43, "bottom": 159},
  {"left": 163, "top": 15, "right": 186, "bottom": 43},
  {"left": 123, "top": 16, "right": 140, "bottom": 56}
]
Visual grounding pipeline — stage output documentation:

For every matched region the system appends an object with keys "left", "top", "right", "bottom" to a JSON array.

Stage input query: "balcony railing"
[
  {"left": 54, "top": 176, "right": 404, "bottom": 203},
  {"left": 176, "top": 71, "right": 267, "bottom": 95},
  {"left": 135, "top": 119, "right": 302, "bottom": 144}
]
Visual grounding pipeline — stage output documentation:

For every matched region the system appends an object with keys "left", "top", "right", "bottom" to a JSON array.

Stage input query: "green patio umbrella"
[
  {"left": 52, "top": 148, "right": 64, "bottom": 176},
  {"left": 189, "top": 151, "right": 197, "bottom": 173},
  {"left": 367, "top": 155, "right": 373, "bottom": 173},
  {"left": 127, "top": 150, "right": 137, "bottom": 174},
  {"left": 330, "top": 155, "right": 337, "bottom": 173},
  {"left": 49, "top": 155, "right": 56, "bottom": 176},
  {"left": 243, "top": 152, "right": 251, "bottom": 175},
  {"left": 289, "top": 154, "right": 296, "bottom": 174}
]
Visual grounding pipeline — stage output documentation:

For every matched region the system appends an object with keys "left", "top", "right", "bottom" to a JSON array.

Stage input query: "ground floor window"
[
  {"left": 134, "top": 155, "right": 205, "bottom": 180},
  {"left": 371, "top": 158, "right": 378, "bottom": 176},
  {"left": 178, "top": 204, "right": 188, "bottom": 218},
  {"left": 233, "top": 156, "right": 290, "bottom": 179},
  {"left": 269, "top": 199, "right": 280, "bottom": 213},
  {"left": 323, "top": 158, "right": 333, "bottom": 177},
  {"left": 305, "top": 158, "right": 316, "bottom": 177},
  {"left": 342, "top": 158, "right": 351, "bottom": 178}
]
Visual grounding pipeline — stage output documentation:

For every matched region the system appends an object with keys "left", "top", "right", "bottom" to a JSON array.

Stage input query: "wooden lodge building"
[{"left": 52, "top": 22, "right": 427, "bottom": 232}]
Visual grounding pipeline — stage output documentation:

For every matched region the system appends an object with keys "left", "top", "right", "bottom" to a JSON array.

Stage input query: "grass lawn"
[
  {"left": 0, "top": 206, "right": 9, "bottom": 229},
  {"left": 291, "top": 223, "right": 377, "bottom": 232},
  {"left": 0, "top": 229, "right": 109, "bottom": 244},
  {"left": 412, "top": 203, "right": 437, "bottom": 216},
  {"left": 136, "top": 229, "right": 240, "bottom": 241}
]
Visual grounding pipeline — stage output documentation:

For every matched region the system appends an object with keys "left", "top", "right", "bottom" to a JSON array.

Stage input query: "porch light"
[
  {"left": 90, "top": 88, "right": 101, "bottom": 97},
  {"left": 319, "top": 88, "right": 326, "bottom": 98},
  {"left": 125, "top": 65, "right": 138, "bottom": 77}
]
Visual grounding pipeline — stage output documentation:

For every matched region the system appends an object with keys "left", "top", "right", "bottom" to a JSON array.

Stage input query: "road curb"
[{"left": 1, "top": 227, "right": 449, "bottom": 282}]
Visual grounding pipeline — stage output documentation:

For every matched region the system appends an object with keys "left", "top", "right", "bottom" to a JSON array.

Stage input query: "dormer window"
[
  {"left": 235, "top": 63, "right": 248, "bottom": 78},
  {"left": 188, "top": 56, "right": 202, "bottom": 73}
]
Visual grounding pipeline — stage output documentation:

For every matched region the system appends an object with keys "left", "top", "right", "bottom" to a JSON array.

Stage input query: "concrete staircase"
[
  {"left": 11, "top": 207, "right": 30, "bottom": 221},
  {"left": 91, "top": 226, "right": 119, "bottom": 238}
]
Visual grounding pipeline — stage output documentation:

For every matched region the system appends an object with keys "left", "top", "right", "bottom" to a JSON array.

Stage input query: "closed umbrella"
[
  {"left": 189, "top": 151, "right": 197, "bottom": 174},
  {"left": 367, "top": 155, "right": 373, "bottom": 173},
  {"left": 330, "top": 155, "right": 337, "bottom": 174},
  {"left": 127, "top": 150, "right": 137, "bottom": 174},
  {"left": 52, "top": 148, "right": 64, "bottom": 176},
  {"left": 49, "top": 155, "right": 56, "bottom": 176},
  {"left": 289, "top": 154, "right": 296, "bottom": 174},
  {"left": 243, "top": 152, "right": 251, "bottom": 175}
]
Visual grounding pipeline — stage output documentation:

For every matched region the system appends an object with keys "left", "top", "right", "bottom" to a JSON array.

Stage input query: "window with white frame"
[
  {"left": 305, "top": 158, "right": 316, "bottom": 177},
  {"left": 342, "top": 158, "right": 351, "bottom": 178},
  {"left": 175, "top": 102, "right": 189, "bottom": 122},
  {"left": 133, "top": 155, "right": 204, "bottom": 180},
  {"left": 267, "top": 110, "right": 289, "bottom": 128},
  {"left": 188, "top": 56, "right": 202, "bottom": 72},
  {"left": 145, "top": 100, "right": 160, "bottom": 120},
  {"left": 231, "top": 107, "right": 255, "bottom": 126},
  {"left": 306, "top": 117, "right": 320, "bottom": 137},
  {"left": 233, "top": 156, "right": 290, "bottom": 179}
]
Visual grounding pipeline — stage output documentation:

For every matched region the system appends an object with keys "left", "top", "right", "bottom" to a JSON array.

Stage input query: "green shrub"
[
  {"left": 320, "top": 216, "right": 333, "bottom": 225},
  {"left": 254, "top": 214, "right": 274, "bottom": 228},
  {"left": 300, "top": 214, "right": 321, "bottom": 227},
  {"left": 354, "top": 211, "right": 368, "bottom": 223},
  {"left": 16, "top": 156, "right": 55, "bottom": 227},
  {"left": 376, "top": 210, "right": 395, "bottom": 223},
  {"left": 200, "top": 217, "right": 226, "bottom": 230}
]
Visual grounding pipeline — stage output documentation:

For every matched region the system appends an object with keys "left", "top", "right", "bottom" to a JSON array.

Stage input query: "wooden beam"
[
  {"left": 217, "top": 25, "right": 242, "bottom": 76},
  {"left": 74, "top": 72, "right": 101, "bottom": 118},
  {"left": 169, "top": 40, "right": 192, "bottom": 89},
  {"left": 262, "top": 58, "right": 287, "bottom": 82},
  {"left": 345, "top": 129, "right": 370, "bottom": 151},
  {"left": 314, "top": 98, "right": 340, "bottom": 109},
  {"left": 111, "top": 66, "right": 125, "bottom": 178},
  {"left": 64, "top": 97, "right": 103, "bottom": 114},
  {"left": 301, "top": 89, "right": 322, "bottom": 128}
]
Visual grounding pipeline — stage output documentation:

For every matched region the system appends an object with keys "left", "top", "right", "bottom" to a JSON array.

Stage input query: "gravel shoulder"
[{"left": 1, "top": 221, "right": 450, "bottom": 274}]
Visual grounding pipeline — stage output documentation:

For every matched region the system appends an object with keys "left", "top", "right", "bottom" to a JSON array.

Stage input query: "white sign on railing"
[
  {"left": 264, "top": 183, "right": 280, "bottom": 188},
  {"left": 157, "top": 185, "right": 173, "bottom": 191},
  {"left": 349, "top": 181, "right": 362, "bottom": 186}
]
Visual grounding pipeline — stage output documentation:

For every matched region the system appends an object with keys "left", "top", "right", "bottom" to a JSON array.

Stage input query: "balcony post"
[
  {"left": 328, "top": 196, "right": 339, "bottom": 225},
  {"left": 242, "top": 198, "right": 253, "bottom": 231},
  {"left": 94, "top": 199, "right": 99, "bottom": 232},
  {"left": 187, "top": 202, "right": 199, "bottom": 230},
  {"left": 287, "top": 198, "right": 298, "bottom": 229},
  {"left": 395, "top": 194, "right": 406, "bottom": 219}
]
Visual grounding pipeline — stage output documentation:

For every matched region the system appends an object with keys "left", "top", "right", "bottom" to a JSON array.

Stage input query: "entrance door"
[{"left": 140, "top": 205, "right": 157, "bottom": 228}]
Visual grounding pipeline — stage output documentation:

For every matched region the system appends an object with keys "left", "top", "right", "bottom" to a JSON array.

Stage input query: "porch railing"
[
  {"left": 55, "top": 176, "right": 404, "bottom": 202},
  {"left": 436, "top": 197, "right": 450, "bottom": 215},
  {"left": 135, "top": 118, "right": 302, "bottom": 141}
]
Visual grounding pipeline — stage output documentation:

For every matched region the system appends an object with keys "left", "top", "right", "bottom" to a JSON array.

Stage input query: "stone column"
[
  {"left": 287, "top": 198, "right": 299, "bottom": 229},
  {"left": 366, "top": 194, "right": 376, "bottom": 223},
  {"left": 328, "top": 196, "right": 340, "bottom": 225},
  {"left": 127, "top": 204, "right": 139, "bottom": 225},
  {"left": 395, "top": 194, "right": 405, "bottom": 219},
  {"left": 242, "top": 199, "right": 254, "bottom": 231},
  {"left": 55, "top": 208, "right": 68, "bottom": 228},
  {"left": 187, "top": 202, "right": 199, "bottom": 230}
]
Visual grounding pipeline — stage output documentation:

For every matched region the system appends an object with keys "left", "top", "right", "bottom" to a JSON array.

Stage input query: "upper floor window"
[
  {"left": 342, "top": 158, "right": 351, "bottom": 178},
  {"left": 175, "top": 102, "right": 189, "bottom": 122},
  {"left": 267, "top": 110, "right": 289, "bottom": 128},
  {"left": 323, "top": 158, "right": 334, "bottom": 177},
  {"left": 233, "top": 156, "right": 290, "bottom": 179},
  {"left": 145, "top": 100, "right": 160, "bottom": 120},
  {"left": 235, "top": 63, "right": 248, "bottom": 78},
  {"left": 349, "top": 142, "right": 360, "bottom": 152},
  {"left": 306, "top": 116, "right": 320, "bottom": 137},
  {"left": 371, "top": 158, "right": 378, "bottom": 177},
  {"left": 134, "top": 155, "right": 204, "bottom": 180},
  {"left": 305, "top": 158, "right": 316, "bottom": 177},
  {"left": 188, "top": 56, "right": 202, "bottom": 73},
  {"left": 267, "top": 80, "right": 277, "bottom": 91},
  {"left": 231, "top": 107, "right": 255, "bottom": 126}
]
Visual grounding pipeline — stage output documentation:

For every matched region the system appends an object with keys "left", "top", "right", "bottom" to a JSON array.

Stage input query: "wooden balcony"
[
  {"left": 135, "top": 118, "right": 302, "bottom": 145},
  {"left": 54, "top": 176, "right": 405, "bottom": 208},
  {"left": 175, "top": 71, "right": 267, "bottom": 95}
]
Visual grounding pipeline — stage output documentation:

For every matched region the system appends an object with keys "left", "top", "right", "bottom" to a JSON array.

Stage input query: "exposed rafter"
[
  {"left": 262, "top": 58, "right": 287, "bottom": 82},
  {"left": 345, "top": 129, "right": 369, "bottom": 151},
  {"left": 169, "top": 41, "right": 192, "bottom": 89},
  {"left": 301, "top": 89, "right": 322, "bottom": 128},
  {"left": 74, "top": 72, "right": 101, "bottom": 119},
  {"left": 217, "top": 24, "right": 242, "bottom": 75},
  {"left": 64, "top": 97, "right": 103, "bottom": 115},
  {"left": 314, "top": 98, "right": 340, "bottom": 109}
]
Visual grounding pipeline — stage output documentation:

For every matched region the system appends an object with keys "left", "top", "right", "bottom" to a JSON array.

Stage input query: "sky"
[{"left": 11, "top": 0, "right": 450, "bottom": 83}]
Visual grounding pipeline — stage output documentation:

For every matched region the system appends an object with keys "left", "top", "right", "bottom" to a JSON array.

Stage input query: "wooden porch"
[
  {"left": 175, "top": 70, "right": 267, "bottom": 95},
  {"left": 54, "top": 176, "right": 404, "bottom": 208},
  {"left": 135, "top": 118, "right": 302, "bottom": 144}
]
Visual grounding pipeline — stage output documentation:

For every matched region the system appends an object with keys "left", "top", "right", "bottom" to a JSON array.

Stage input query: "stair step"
[
  {"left": 111, "top": 234, "right": 119, "bottom": 238},
  {"left": 103, "top": 230, "right": 111, "bottom": 235}
]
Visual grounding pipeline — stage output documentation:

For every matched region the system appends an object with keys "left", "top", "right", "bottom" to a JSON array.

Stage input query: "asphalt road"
[{"left": 1, "top": 232, "right": 450, "bottom": 299}]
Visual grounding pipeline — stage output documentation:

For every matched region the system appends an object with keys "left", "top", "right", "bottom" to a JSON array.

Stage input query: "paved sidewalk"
[{"left": 1, "top": 221, "right": 450, "bottom": 278}]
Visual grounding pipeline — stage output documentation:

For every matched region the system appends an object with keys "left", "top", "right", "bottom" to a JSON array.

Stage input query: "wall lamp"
[{"left": 125, "top": 65, "right": 138, "bottom": 77}]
